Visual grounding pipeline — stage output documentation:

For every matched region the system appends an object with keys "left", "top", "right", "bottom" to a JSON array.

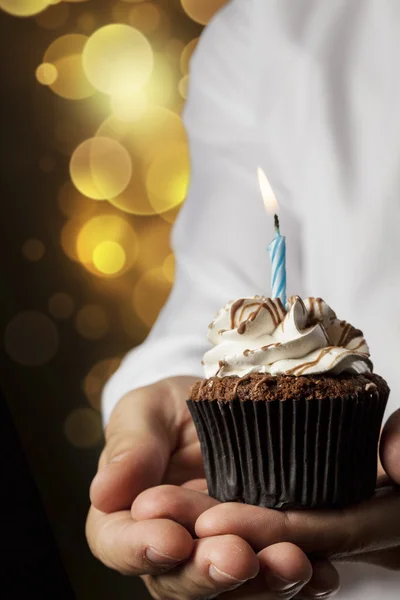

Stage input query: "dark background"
[{"left": 0, "top": 1, "right": 225, "bottom": 598}]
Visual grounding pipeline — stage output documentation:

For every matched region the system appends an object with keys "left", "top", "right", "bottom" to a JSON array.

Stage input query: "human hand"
[
  {"left": 162, "top": 409, "right": 400, "bottom": 573},
  {"left": 86, "top": 377, "right": 340, "bottom": 599}
]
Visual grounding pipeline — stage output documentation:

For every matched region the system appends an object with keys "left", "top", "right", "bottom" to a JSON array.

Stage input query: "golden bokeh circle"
[
  {"left": 64, "top": 408, "right": 103, "bottom": 449},
  {"left": 128, "top": 2, "right": 161, "bottom": 34},
  {"left": 70, "top": 137, "right": 132, "bottom": 200},
  {"left": 82, "top": 24, "right": 153, "bottom": 96},
  {"left": 35, "top": 2, "right": 69, "bottom": 29},
  {"left": 180, "top": 0, "right": 227, "bottom": 25},
  {"left": 133, "top": 267, "right": 172, "bottom": 328},
  {"left": 22, "top": 239, "right": 45, "bottom": 261},
  {"left": 146, "top": 52, "right": 174, "bottom": 107},
  {"left": 178, "top": 75, "right": 189, "bottom": 99},
  {"left": 43, "top": 34, "right": 95, "bottom": 100},
  {"left": 58, "top": 181, "right": 96, "bottom": 219},
  {"left": 60, "top": 219, "right": 81, "bottom": 261},
  {"left": 96, "top": 107, "right": 187, "bottom": 215},
  {"left": 76, "top": 11, "right": 96, "bottom": 34},
  {"left": 163, "top": 253, "right": 175, "bottom": 283},
  {"left": 0, "top": 0, "right": 50, "bottom": 16},
  {"left": 75, "top": 305, "right": 109, "bottom": 340},
  {"left": 83, "top": 357, "right": 122, "bottom": 410},
  {"left": 136, "top": 215, "right": 172, "bottom": 272},
  {"left": 146, "top": 142, "right": 190, "bottom": 214},
  {"left": 92, "top": 241, "right": 126, "bottom": 275},
  {"left": 180, "top": 37, "right": 199, "bottom": 75},
  {"left": 110, "top": 90, "right": 147, "bottom": 123},
  {"left": 48, "top": 293, "right": 75, "bottom": 319},
  {"left": 160, "top": 204, "right": 182, "bottom": 224},
  {"left": 36, "top": 63, "right": 58, "bottom": 86},
  {"left": 4, "top": 312, "right": 59, "bottom": 366},
  {"left": 76, "top": 214, "right": 138, "bottom": 277}
]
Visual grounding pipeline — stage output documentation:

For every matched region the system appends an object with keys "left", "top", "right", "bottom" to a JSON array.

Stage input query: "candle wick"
[{"left": 274, "top": 214, "right": 280, "bottom": 234}]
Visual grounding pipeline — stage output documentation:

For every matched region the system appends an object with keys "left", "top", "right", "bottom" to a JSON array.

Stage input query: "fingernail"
[
  {"left": 209, "top": 564, "right": 246, "bottom": 585},
  {"left": 145, "top": 547, "right": 182, "bottom": 567},
  {"left": 305, "top": 589, "right": 336, "bottom": 598},
  {"left": 264, "top": 571, "right": 302, "bottom": 592},
  {"left": 109, "top": 452, "right": 130, "bottom": 464}
]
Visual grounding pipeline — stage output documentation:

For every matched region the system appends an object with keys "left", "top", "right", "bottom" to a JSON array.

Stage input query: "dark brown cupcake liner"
[{"left": 187, "top": 391, "right": 388, "bottom": 509}]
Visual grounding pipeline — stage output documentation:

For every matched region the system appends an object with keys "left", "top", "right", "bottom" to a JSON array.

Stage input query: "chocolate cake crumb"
[{"left": 189, "top": 372, "right": 389, "bottom": 402}]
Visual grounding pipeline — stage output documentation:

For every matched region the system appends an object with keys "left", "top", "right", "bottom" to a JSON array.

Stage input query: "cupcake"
[{"left": 187, "top": 296, "right": 389, "bottom": 509}]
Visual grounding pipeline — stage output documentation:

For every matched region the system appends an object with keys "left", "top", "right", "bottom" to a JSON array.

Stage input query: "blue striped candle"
[{"left": 267, "top": 214, "right": 287, "bottom": 307}]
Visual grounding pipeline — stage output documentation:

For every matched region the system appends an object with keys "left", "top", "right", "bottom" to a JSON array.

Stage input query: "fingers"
[
  {"left": 132, "top": 485, "right": 219, "bottom": 535},
  {"left": 181, "top": 478, "right": 208, "bottom": 492},
  {"left": 86, "top": 505, "right": 193, "bottom": 576},
  {"left": 299, "top": 560, "right": 340, "bottom": 599},
  {"left": 196, "top": 489, "right": 400, "bottom": 558},
  {"left": 145, "top": 535, "right": 259, "bottom": 600},
  {"left": 90, "top": 381, "right": 176, "bottom": 513},
  {"left": 258, "top": 542, "right": 312, "bottom": 596},
  {"left": 380, "top": 408, "right": 400, "bottom": 485}
]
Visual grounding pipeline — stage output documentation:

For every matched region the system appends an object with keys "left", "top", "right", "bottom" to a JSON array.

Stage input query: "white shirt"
[{"left": 103, "top": 1, "right": 400, "bottom": 597}]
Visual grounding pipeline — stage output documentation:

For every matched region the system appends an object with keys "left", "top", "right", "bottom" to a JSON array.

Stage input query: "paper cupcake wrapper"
[{"left": 187, "top": 393, "right": 388, "bottom": 509}]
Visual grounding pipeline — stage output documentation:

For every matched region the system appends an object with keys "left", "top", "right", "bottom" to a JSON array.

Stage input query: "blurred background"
[{"left": 0, "top": 1, "right": 227, "bottom": 598}]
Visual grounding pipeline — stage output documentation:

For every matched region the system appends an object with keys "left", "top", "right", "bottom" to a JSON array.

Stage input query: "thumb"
[
  {"left": 90, "top": 379, "right": 180, "bottom": 514},
  {"left": 380, "top": 408, "right": 400, "bottom": 485}
]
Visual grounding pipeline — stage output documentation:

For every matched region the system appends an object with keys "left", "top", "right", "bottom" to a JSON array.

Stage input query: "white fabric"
[{"left": 103, "top": 1, "right": 400, "bottom": 596}]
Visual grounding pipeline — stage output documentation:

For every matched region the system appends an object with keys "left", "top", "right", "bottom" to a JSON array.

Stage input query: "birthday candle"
[
  {"left": 257, "top": 167, "right": 287, "bottom": 307},
  {"left": 267, "top": 214, "right": 287, "bottom": 306}
]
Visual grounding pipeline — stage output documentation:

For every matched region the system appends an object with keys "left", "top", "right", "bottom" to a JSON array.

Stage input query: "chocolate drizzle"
[{"left": 230, "top": 299, "right": 245, "bottom": 330}]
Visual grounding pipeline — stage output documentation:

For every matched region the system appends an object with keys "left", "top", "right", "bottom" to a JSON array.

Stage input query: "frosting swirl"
[{"left": 203, "top": 296, "right": 372, "bottom": 378}]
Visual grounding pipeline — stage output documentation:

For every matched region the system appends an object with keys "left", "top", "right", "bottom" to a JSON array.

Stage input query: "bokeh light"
[
  {"left": 58, "top": 181, "right": 96, "bottom": 219},
  {"left": 178, "top": 75, "right": 189, "bottom": 99},
  {"left": 146, "top": 52, "right": 174, "bottom": 107},
  {"left": 133, "top": 267, "right": 172, "bottom": 328},
  {"left": 64, "top": 408, "right": 103, "bottom": 449},
  {"left": 4, "top": 312, "right": 59, "bottom": 366},
  {"left": 83, "top": 357, "right": 122, "bottom": 410},
  {"left": 163, "top": 253, "right": 175, "bottom": 283},
  {"left": 22, "top": 239, "right": 45, "bottom": 261},
  {"left": 49, "top": 293, "right": 75, "bottom": 319},
  {"left": 36, "top": 63, "right": 58, "bottom": 86},
  {"left": 76, "top": 11, "right": 96, "bottom": 34},
  {"left": 180, "top": 0, "right": 227, "bottom": 25},
  {"left": 75, "top": 305, "right": 109, "bottom": 340},
  {"left": 146, "top": 142, "right": 190, "bottom": 214},
  {"left": 76, "top": 215, "right": 138, "bottom": 276},
  {"left": 92, "top": 241, "right": 126, "bottom": 275},
  {"left": 60, "top": 219, "right": 81, "bottom": 261},
  {"left": 43, "top": 34, "right": 95, "bottom": 100},
  {"left": 0, "top": 0, "right": 50, "bottom": 16},
  {"left": 35, "top": 2, "right": 69, "bottom": 29},
  {"left": 180, "top": 37, "right": 199, "bottom": 75},
  {"left": 70, "top": 137, "right": 132, "bottom": 200},
  {"left": 136, "top": 216, "right": 172, "bottom": 272},
  {"left": 128, "top": 2, "right": 161, "bottom": 34},
  {"left": 110, "top": 90, "right": 147, "bottom": 123},
  {"left": 82, "top": 24, "right": 153, "bottom": 97},
  {"left": 96, "top": 107, "right": 188, "bottom": 215}
]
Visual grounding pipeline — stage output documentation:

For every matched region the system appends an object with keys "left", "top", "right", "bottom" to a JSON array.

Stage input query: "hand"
[
  {"left": 86, "top": 377, "right": 340, "bottom": 599},
  {"left": 139, "top": 409, "right": 400, "bottom": 578}
]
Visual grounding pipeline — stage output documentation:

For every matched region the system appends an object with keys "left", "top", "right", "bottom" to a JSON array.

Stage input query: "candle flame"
[{"left": 257, "top": 167, "right": 278, "bottom": 214}]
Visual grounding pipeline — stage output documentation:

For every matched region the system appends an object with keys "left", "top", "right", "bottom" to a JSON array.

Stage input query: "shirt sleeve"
[{"left": 101, "top": 0, "right": 305, "bottom": 426}]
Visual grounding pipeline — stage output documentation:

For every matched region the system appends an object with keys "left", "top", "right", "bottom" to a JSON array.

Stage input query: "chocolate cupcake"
[{"left": 187, "top": 296, "right": 389, "bottom": 509}]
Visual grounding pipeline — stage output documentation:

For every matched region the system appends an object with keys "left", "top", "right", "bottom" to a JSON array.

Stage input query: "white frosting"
[{"left": 204, "top": 296, "right": 372, "bottom": 378}]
